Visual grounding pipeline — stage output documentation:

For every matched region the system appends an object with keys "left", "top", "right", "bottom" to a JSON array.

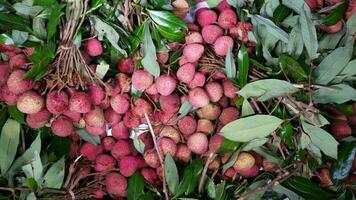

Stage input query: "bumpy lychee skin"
[
  {"left": 177, "top": 63, "right": 195, "bottom": 83},
  {"left": 112, "top": 121, "right": 130, "bottom": 139},
  {"left": 0, "top": 62, "right": 10, "bottom": 86},
  {"left": 214, "top": 36, "right": 234, "bottom": 56},
  {"left": 156, "top": 75, "right": 177, "bottom": 96},
  {"left": 262, "top": 159, "right": 278, "bottom": 172},
  {"left": 233, "top": 152, "right": 255, "bottom": 173},
  {"left": 196, "top": 9, "right": 218, "bottom": 27},
  {"left": 117, "top": 58, "right": 135, "bottom": 74},
  {"left": 119, "top": 156, "right": 138, "bottom": 177},
  {"left": 331, "top": 121, "right": 352, "bottom": 139},
  {"left": 157, "top": 52, "right": 169, "bottom": 64},
  {"left": 51, "top": 116, "right": 73, "bottom": 137},
  {"left": 63, "top": 109, "right": 81, "bottom": 123},
  {"left": 187, "top": 132, "right": 208, "bottom": 155},
  {"left": 319, "top": 21, "right": 343, "bottom": 33},
  {"left": 218, "top": 9, "right": 237, "bottom": 29},
  {"left": 86, "top": 125, "right": 106, "bottom": 136},
  {"left": 89, "top": 85, "right": 105, "bottom": 105},
  {"left": 132, "top": 98, "right": 153, "bottom": 118},
  {"left": 26, "top": 109, "right": 51, "bottom": 129},
  {"left": 84, "top": 107, "right": 105, "bottom": 128},
  {"left": 197, "top": 103, "right": 221, "bottom": 120},
  {"left": 17, "top": 91, "right": 45, "bottom": 114},
  {"left": 132, "top": 70, "right": 153, "bottom": 91},
  {"left": 102, "top": 137, "right": 116, "bottom": 151},
  {"left": 105, "top": 173, "right": 127, "bottom": 197},
  {"left": 157, "top": 137, "right": 177, "bottom": 156},
  {"left": 80, "top": 143, "right": 103, "bottom": 161},
  {"left": 105, "top": 108, "right": 121, "bottom": 126},
  {"left": 196, "top": 119, "right": 214, "bottom": 134},
  {"left": 1, "top": 85, "right": 19, "bottom": 105},
  {"left": 217, "top": 0, "right": 231, "bottom": 12},
  {"left": 117, "top": 73, "right": 131, "bottom": 93},
  {"left": 239, "top": 165, "right": 259, "bottom": 178},
  {"left": 209, "top": 134, "right": 225, "bottom": 153},
  {"left": 188, "top": 72, "right": 206, "bottom": 89},
  {"left": 174, "top": 143, "right": 192, "bottom": 163},
  {"left": 46, "top": 90, "right": 69, "bottom": 115},
  {"left": 86, "top": 38, "right": 103, "bottom": 57},
  {"left": 9, "top": 54, "right": 27, "bottom": 69},
  {"left": 95, "top": 154, "right": 116, "bottom": 172},
  {"left": 183, "top": 44, "right": 204, "bottom": 63},
  {"left": 219, "top": 107, "right": 239, "bottom": 125},
  {"left": 160, "top": 126, "right": 181, "bottom": 144},
  {"left": 188, "top": 87, "right": 210, "bottom": 108},
  {"left": 178, "top": 116, "right": 197, "bottom": 135},
  {"left": 110, "top": 94, "right": 130, "bottom": 114},
  {"left": 144, "top": 149, "right": 160, "bottom": 168},
  {"left": 222, "top": 80, "right": 238, "bottom": 98},
  {"left": 205, "top": 82, "right": 223, "bottom": 102},
  {"left": 111, "top": 140, "right": 132, "bottom": 159},
  {"left": 158, "top": 111, "right": 178, "bottom": 125},
  {"left": 185, "top": 31, "right": 203, "bottom": 44},
  {"left": 145, "top": 83, "right": 158, "bottom": 95},
  {"left": 123, "top": 111, "right": 141, "bottom": 128},
  {"left": 202, "top": 25, "right": 224, "bottom": 44},
  {"left": 188, "top": 23, "right": 200, "bottom": 31},
  {"left": 319, "top": 168, "right": 333, "bottom": 187},
  {"left": 7, "top": 70, "right": 33, "bottom": 94},
  {"left": 141, "top": 168, "right": 160, "bottom": 186},
  {"left": 160, "top": 94, "right": 180, "bottom": 113},
  {"left": 69, "top": 92, "right": 91, "bottom": 113}
]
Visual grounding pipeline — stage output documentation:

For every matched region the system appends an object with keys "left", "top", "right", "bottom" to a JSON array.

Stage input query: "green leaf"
[
  {"left": 301, "top": 112, "right": 329, "bottom": 127},
  {"left": 47, "top": 4, "right": 63, "bottom": 39},
  {"left": 252, "top": 15, "right": 289, "bottom": 43},
  {"left": 13, "top": 2, "right": 43, "bottom": 18},
  {"left": 0, "top": 13, "right": 32, "bottom": 32},
  {"left": 48, "top": 135, "right": 71, "bottom": 157},
  {"left": 330, "top": 141, "right": 356, "bottom": 184},
  {"left": 218, "top": 139, "right": 240, "bottom": 154},
  {"left": 164, "top": 154, "right": 179, "bottom": 195},
  {"left": 206, "top": 0, "right": 221, "bottom": 7},
  {"left": 302, "top": 121, "right": 338, "bottom": 159},
  {"left": 334, "top": 104, "right": 354, "bottom": 116},
  {"left": 26, "top": 178, "right": 38, "bottom": 192},
  {"left": 241, "top": 99, "right": 255, "bottom": 117},
  {"left": 205, "top": 177, "right": 216, "bottom": 199},
  {"left": 91, "top": 15, "right": 127, "bottom": 56},
  {"left": 215, "top": 181, "right": 226, "bottom": 200},
  {"left": 253, "top": 147, "right": 283, "bottom": 165},
  {"left": 8, "top": 105, "right": 25, "bottom": 123},
  {"left": 141, "top": 24, "right": 160, "bottom": 78},
  {"left": 128, "top": 172, "right": 145, "bottom": 200},
  {"left": 323, "top": 2, "right": 347, "bottom": 26},
  {"left": 313, "top": 84, "right": 356, "bottom": 104},
  {"left": 238, "top": 79, "right": 299, "bottom": 101},
  {"left": 278, "top": 55, "right": 307, "bottom": 81},
  {"left": 147, "top": 10, "right": 187, "bottom": 30},
  {"left": 242, "top": 138, "right": 268, "bottom": 151},
  {"left": 95, "top": 61, "right": 109, "bottom": 79},
  {"left": 22, "top": 151, "right": 43, "bottom": 182},
  {"left": 220, "top": 115, "right": 283, "bottom": 142},
  {"left": 318, "top": 28, "right": 346, "bottom": 51},
  {"left": 225, "top": 47, "right": 236, "bottom": 79},
  {"left": 12, "top": 30, "right": 28, "bottom": 45},
  {"left": 300, "top": 131, "right": 311, "bottom": 149},
  {"left": 299, "top": 4, "right": 318, "bottom": 59},
  {"left": 0, "top": 107, "right": 8, "bottom": 131},
  {"left": 175, "top": 160, "right": 203, "bottom": 197},
  {"left": 339, "top": 59, "right": 356, "bottom": 78},
  {"left": 0, "top": 119, "right": 20, "bottom": 175},
  {"left": 272, "top": 184, "right": 303, "bottom": 200},
  {"left": 287, "top": 25, "right": 304, "bottom": 58},
  {"left": 273, "top": 4, "right": 292, "bottom": 22},
  {"left": 314, "top": 44, "right": 353, "bottom": 85},
  {"left": 43, "top": 158, "right": 65, "bottom": 189},
  {"left": 133, "top": 135, "right": 145, "bottom": 154},
  {"left": 238, "top": 44, "right": 249, "bottom": 87},
  {"left": 277, "top": 122, "right": 293, "bottom": 148},
  {"left": 178, "top": 100, "right": 192, "bottom": 118},
  {"left": 33, "top": 16, "right": 47, "bottom": 40},
  {"left": 75, "top": 129, "right": 100, "bottom": 145},
  {"left": 156, "top": 25, "right": 185, "bottom": 42},
  {"left": 129, "top": 23, "right": 145, "bottom": 55},
  {"left": 346, "top": 15, "right": 356, "bottom": 36}
]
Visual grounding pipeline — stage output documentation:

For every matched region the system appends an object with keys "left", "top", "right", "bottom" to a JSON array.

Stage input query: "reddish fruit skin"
[
  {"left": 196, "top": 119, "right": 214, "bottom": 134},
  {"left": 135, "top": 156, "right": 148, "bottom": 169},
  {"left": 205, "top": 82, "right": 223, "bottom": 102},
  {"left": 105, "top": 173, "right": 127, "bottom": 197},
  {"left": 144, "top": 149, "right": 160, "bottom": 168},
  {"left": 7, "top": 70, "right": 33, "bottom": 94},
  {"left": 177, "top": 63, "right": 196, "bottom": 83},
  {"left": 319, "top": 168, "right": 333, "bottom": 187},
  {"left": 174, "top": 143, "right": 192, "bottom": 163},
  {"left": 80, "top": 143, "right": 103, "bottom": 161},
  {"left": 1, "top": 85, "right": 19, "bottom": 105},
  {"left": 117, "top": 58, "right": 134, "bottom": 74},
  {"left": 197, "top": 103, "right": 221, "bottom": 120},
  {"left": 132, "top": 98, "right": 153, "bottom": 118},
  {"left": 157, "top": 52, "right": 169, "bottom": 64},
  {"left": 102, "top": 137, "right": 116, "bottom": 151},
  {"left": 185, "top": 31, "right": 203, "bottom": 44},
  {"left": 95, "top": 154, "right": 116, "bottom": 172},
  {"left": 160, "top": 94, "right": 180, "bottom": 113},
  {"left": 319, "top": 21, "right": 343, "bottom": 33},
  {"left": 111, "top": 140, "right": 132, "bottom": 159},
  {"left": 160, "top": 126, "right": 181, "bottom": 144},
  {"left": 183, "top": 44, "right": 204, "bottom": 63},
  {"left": 188, "top": 72, "right": 206, "bottom": 89},
  {"left": 223, "top": 167, "right": 237, "bottom": 179},
  {"left": 305, "top": 0, "right": 318, "bottom": 11},
  {"left": 119, "top": 156, "right": 138, "bottom": 177},
  {"left": 63, "top": 110, "right": 81, "bottom": 123},
  {"left": 219, "top": 107, "right": 239, "bottom": 125},
  {"left": 89, "top": 85, "right": 105, "bottom": 105},
  {"left": 117, "top": 73, "right": 131, "bottom": 93},
  {"left": 159, "top": 111, "right": 178, "bottom": 125},
  {"left": 196, "top": 9, "right": 218, "bottom": 27},
  {"left": 132, "top": 70, "right": 153, "bottom": 91},
  {"left": 141, "top": 168, "right": 160, "bottom": 186},
  {"left": 110, "top": 95, "right": 130, "bottom": 114},
  {"left": 9, "top": 54, "right": 27, "bottom": 69},
  {"left": 187, "top": 132, "right": 208, "bottom": 155},
  {"left": 46, "top": 91, "right": 69, "bottom": 114},
  {"left": 262, "top": 159, "right": 279, "bottom": 172},
  {"left": 112, "top": 122, "right": 130, "bottom": 139},
  {"left": 331, "top": 121, "right": 352, "bottom": 139},
  {"left": 188, "top": 23, "right": 200, "bottom": 31},
  {"left": 0, "top": 62, "right": 10, "bottom": 86},
  {"left": 178, "top": 116, "right": 197, "bottom": 135},
  {"left": 86, "top": 125, "right": 106, "bottom": 136},
  {"left": 217, "top": 0, "right": 231, "bottom": 12},
  {"left": 155, "top": 75, "right": 177, "bottom": 96},
  {"left": 222, "top": 80, "right": 238, "bottom": 98},
  {"left": 86, "top": 39, "right": 103, "bottom": 57},
  {"left": 92, "top": 191, "right": 104, "bottom": 199},
  {"left": 84, "top": 107, "right": 105, "bottom": 128},
  {"left": 218, "top": 9, "right": 237, "bottom": 29},
  {"left": 188, "top": 87, "right": 210, "bottom": 108},
  {"left": 202, "top": 25, "right": 224, "bottom": 44},
  {"left": 69, "top": 92, "right": 91, "bottom": 113},
  {"left": 26, "top": 109, "right": 51, "bottom": 129},
  {"left": 123, "top": 111, "right": 141, "bottom": 128},
  {"left": 157, "top": 137, "right": 177, "bottom": 156},
  {"left": 209, "top": 134, "right": 225, "bottom": 153},
  {"left": 239, "top": 165, "right": 259, "bottom": 178},
  {"left": 51, "top": 116, "right": 73, "bottom": 137},
  {"left": 214, "top": 36, "right": 234, "bottom": 56},
  {"left": 105, "top": 108, "right": 121, "bottom": 126},
  {"left": 17, "top": 91, "right": 45, "bottom": 114},
  {"left": 145, "top": 83, "right": 158, "bottom": 95}
]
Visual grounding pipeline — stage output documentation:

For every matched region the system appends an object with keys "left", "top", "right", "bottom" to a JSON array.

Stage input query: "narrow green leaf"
[
  {"left": 330, "top": 141, "right": 356, "bottom": 184},
  {"left": 206, "top": 0, "right": 221, "bottom": 8},
  {"left": 299, "top": 4, "right": 318, "bottom": 59},
  {"left": 273, "top": 4, "right": 292, "bottom": 22},
  {"left": 22, "top": 151, "right": 43, "bottom": 182},
  {"left": 26, "top": 178, "right": 38, "bottom": 192},
  {"left": 242, "top": 138, "right": 268, "bottom": 151},
  {"left": 339, "top": 59, "right": 356, "bottom": 78},
  {"left": 8, "top": 105, "right": 25, "bottom": 123},
  {"left": 43, "top": 158, "right": 65, "bottom": 189},
  {"left": 0, "top": 119, "right": 20, "bottom": 174},
  {"left": 141, "top": 24, "right": 160, "bottom": 78},
  {"left": 215, "top": 181, "right": 226, "bottom": 200},
  {"left": 0, "top": 13, "right": 32, "bottom": 32},
  {"left": 156, "top": 25, "right": 185, "bottom": 42},
  {"left": 241, "top": 99, "right": 255, "bottom": 117},
  {"left": 287, "top": 25, "right": 304, "bottom": 58},
  {"left": 252, "top": 15, "right": 289, "bottom": 43},
  {"left": 278, "top": 54, "right": 307, "bottom": 81},
  {"left": 272, "top": 184, "right": 303, "bottom": 200},
  {"left": 147, "top": 10, "right": 187, "bottom": 30},
  {"left": 225, "top": 47, "right": 236, "bottom": 79},
  {"left": 178, "top": 100, "right": 192, "bottom": 118},
  {"left": 75, "top": 129, "right": 101, "bottom": 145},
  {"left": 220, "top": 115, "right": 283, "bottom": 142},
  {"left": 218, "top": 139, "right": 240, "bottom": 155},
  {"left": 47, "top": 4, "right": 63, "bottom": 39},
  {"left": 127, "top": 172, "right": 145, "bottom": 200},
  {"left": 323, "top": 2, "right": 347, "bottom": 26},
  {"left": 238, "top": 44, "right": 249, "bottom": 87},
  {"left": 205, "top": 177, "right": 216, "bottom": 199},
  {"left": 175, "top": 160, "right": 203, "bottom": 197},
  {"left": 164, "top": 154, "right": 179, "bottom": 195},
  {"left": 302, "top": 122, "right": 338, "bottom": 159},
  {"left": 313, "top": 84, "right": 356, "bottom": 104}
]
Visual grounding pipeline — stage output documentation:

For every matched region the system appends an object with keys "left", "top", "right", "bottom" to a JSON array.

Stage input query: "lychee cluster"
[{"left": 329, "top": 104, "right": 356, "bottom": 139}]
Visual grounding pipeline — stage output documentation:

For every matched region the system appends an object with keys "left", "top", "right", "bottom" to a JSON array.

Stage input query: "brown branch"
[{"left": 198, "top": 152, "right": 216, "bottom": 193}]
